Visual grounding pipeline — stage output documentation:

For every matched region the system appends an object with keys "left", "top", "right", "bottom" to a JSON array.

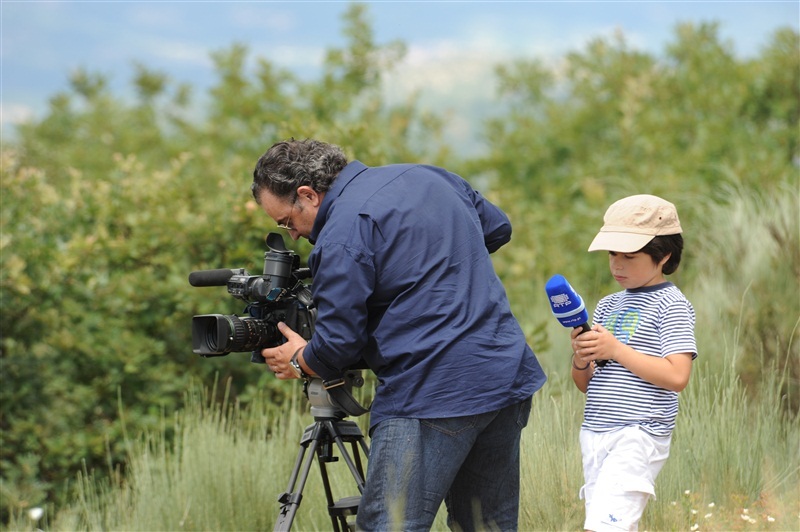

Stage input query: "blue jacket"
[{"left": 302, "top": 161, "right": 546, "bottom": 428}]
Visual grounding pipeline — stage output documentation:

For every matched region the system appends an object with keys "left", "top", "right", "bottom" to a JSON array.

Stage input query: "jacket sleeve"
[
  {"left": 302, "top": 239, "right": 375, "bottom": 381},
  {"left": 463, "top": 181, "right": 512, "bottom": 253}
]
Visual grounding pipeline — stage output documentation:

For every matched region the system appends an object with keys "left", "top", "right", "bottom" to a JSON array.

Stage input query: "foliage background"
[{"left": 1, "top": 4, "right": 798, "bottom": 528}]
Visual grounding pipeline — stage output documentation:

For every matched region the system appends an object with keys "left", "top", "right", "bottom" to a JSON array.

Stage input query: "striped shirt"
[{"left": 582, "top": 282, "right": 697, "bottom": 437}]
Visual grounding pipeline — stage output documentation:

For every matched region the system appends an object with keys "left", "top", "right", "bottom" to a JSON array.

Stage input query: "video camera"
[
  {"left": 189, "top": 232, "right": 314, "bottom": 361},
  {"left": 189, "top": 232, "right": 367, "bottom": 417}
]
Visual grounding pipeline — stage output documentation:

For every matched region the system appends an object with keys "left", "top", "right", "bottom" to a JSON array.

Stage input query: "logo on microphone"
[
  {"left": 544, "top": 274, "right": 588, "bottom": 327},
  {"left": 549, "top": 293, "right": 572, "bottom": 308}
]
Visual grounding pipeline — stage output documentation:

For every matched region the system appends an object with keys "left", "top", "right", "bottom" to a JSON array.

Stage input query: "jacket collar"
[{"left": 309, "top": 160, "right": 368, "bottom": 244}]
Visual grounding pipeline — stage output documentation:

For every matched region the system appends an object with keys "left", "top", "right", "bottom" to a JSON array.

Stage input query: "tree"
[{"left": 1, "top": 4, "right": 448, "bottom": 519}]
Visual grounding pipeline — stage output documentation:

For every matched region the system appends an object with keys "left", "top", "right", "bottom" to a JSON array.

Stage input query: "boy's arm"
[
  {"left": 570, "top": 328, "right": 592, "bottom": 393},
  {"left": 573, "top": 324, "right": 693, "bottom": 392}
]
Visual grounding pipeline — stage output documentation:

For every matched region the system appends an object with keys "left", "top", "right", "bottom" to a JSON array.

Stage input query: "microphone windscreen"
[
  {"left": 188, "top": 269, "right": 235, "bottom": 287},
  {"left": 545, "top": 274, "right": 589, "bottom": 328}
]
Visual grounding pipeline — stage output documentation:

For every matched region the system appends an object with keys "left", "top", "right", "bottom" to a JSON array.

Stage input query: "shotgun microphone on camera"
[{"left": 188, "top": 268, "right": 239, "bottom": 287}]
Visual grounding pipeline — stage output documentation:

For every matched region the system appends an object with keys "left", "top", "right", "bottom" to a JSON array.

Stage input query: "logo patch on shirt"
[{"left": 606, "top": 307, "right": 641, "bottom": 343}]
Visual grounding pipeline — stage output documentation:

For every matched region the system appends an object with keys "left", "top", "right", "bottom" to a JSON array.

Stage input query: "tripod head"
[
  {"left": 277, "top": 370, "right": 370, "bottom": 531},
  {"left": 304, "top": 370, "right": 368, "bottom": 419}
]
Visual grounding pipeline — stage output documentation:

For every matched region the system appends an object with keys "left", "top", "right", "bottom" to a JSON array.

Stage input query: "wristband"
[{"left": 572, "top": 355, "right": 590, "bottom": 371}]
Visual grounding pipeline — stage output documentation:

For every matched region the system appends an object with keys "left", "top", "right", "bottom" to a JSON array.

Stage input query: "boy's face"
[{"left": 607, "top": 251, "right": 670, "bottom": 289}]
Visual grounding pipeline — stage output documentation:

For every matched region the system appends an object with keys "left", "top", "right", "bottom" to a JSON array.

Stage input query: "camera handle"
[{"left": 274, "top": 416, "right": 369, "bottom": 532}]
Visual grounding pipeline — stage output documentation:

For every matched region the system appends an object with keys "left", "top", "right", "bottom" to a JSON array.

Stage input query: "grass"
[
  {"left": 6, "top": 334, "right": 798, "bottom": 531},
  {"left": 6, "top": 178, "right": 798, "bottom": 531}
]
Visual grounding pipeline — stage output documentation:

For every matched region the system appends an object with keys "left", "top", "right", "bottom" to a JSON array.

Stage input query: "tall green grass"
[{"left": 7, "top": 337, "right": 797, "bottom": 531}]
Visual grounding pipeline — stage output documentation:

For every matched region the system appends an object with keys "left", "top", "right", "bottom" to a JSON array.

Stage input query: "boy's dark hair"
[{"left": 640, "top": 234, "right": 683, "bottom": 275}]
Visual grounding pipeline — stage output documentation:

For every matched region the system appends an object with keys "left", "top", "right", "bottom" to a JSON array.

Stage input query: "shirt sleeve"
[{"left": 660, "top": 298, "right": 698, "bottom": 359}]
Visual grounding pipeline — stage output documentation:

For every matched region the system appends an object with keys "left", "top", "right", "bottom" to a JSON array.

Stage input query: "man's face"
[{"left": 257, "top": 186, "right": 322, "bottom": 241}]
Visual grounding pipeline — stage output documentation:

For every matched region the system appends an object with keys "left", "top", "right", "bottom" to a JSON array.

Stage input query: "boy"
[{"left": 570, "top": 194, "right": 697, "bottom": 531}]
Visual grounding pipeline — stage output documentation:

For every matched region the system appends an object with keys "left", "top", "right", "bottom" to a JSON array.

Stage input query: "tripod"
[{"left": 274, "top": 399, "right": 370, "bottom": 531}]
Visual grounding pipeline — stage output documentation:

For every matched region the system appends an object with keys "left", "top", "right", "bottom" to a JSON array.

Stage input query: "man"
[{"left": 253, "top": 138, "right": 546, "bottom": 531}]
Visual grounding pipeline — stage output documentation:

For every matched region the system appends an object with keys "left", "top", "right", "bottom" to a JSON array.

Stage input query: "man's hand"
[{"left": 261, "top": 322, "right": 308, "bottom": 379}]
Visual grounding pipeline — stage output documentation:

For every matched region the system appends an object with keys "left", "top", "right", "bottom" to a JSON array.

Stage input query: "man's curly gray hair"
[{"left": 251, "top": 138, "right": 348, "bottom": 203}]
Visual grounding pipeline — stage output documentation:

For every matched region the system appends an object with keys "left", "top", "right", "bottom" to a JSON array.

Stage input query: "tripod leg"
[
  {"left": 274, "top": 437, "right": 320, "bottom": 532},
  {"left": 275, "top": 420, "right": 369, "bottom": 531},
  {"left": 314, "top": 448, "right": 349, "bottom": 532},
  {"left": 350, "top": 437, "right": 370, "bottom": 485},
  {"left": 324, "top": 420, "right": 368, "bottom": 492}
]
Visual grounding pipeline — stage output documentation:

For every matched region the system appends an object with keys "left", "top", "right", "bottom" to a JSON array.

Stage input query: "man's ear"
[{"left": 296, "top": 185, "right": 320, "bottom": 207}]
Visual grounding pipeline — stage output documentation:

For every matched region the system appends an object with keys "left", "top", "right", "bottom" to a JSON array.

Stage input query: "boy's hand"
[{"left": 572, "top": 324, "right": 620, "bottom": 365}]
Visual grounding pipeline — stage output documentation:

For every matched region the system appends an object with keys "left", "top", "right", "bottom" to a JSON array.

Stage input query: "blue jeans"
[{"left": 356, "top": 396, "right": 532, "bottom": 531}]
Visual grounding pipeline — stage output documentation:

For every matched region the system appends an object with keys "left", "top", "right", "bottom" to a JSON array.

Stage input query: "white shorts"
[{"left": 579, "top": 426, "right": 671, "bottom": 532}]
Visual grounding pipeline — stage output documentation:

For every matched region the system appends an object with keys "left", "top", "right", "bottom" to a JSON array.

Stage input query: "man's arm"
[
  {"left": 302, "top": 242, "right": 375, "bottom": 381},
  {"left": 466, "top": 185, "right": 512, "bottom": 252}
]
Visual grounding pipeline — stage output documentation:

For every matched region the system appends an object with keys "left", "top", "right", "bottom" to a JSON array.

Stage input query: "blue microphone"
[
  {"left": 545, "top": 274, "right": 606, "bottom": 366},
  {"left": 545, "top": 274, "right": 590, "bottom": 332}
]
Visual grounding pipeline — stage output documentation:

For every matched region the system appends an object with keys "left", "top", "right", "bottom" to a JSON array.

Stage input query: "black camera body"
[{"left": 190, "top": 232, "right": 315, "bottom": 364}]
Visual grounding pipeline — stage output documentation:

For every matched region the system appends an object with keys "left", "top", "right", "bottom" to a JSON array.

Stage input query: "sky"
[{"left": 2, "top": 1, "right": 798, "bottom": 145}]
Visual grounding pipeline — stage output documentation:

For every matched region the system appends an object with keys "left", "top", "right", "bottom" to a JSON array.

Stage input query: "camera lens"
[{"left": 192, "top": 314, "right": 280, "bottom": 355}]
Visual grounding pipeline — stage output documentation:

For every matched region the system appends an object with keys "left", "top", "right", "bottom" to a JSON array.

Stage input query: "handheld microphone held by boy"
[
  {"left": 545, "top": 274, "right": 606, "bottom": 366},
  {"left": 545, "top": 274, "right": 590, "bottom": 332}
]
